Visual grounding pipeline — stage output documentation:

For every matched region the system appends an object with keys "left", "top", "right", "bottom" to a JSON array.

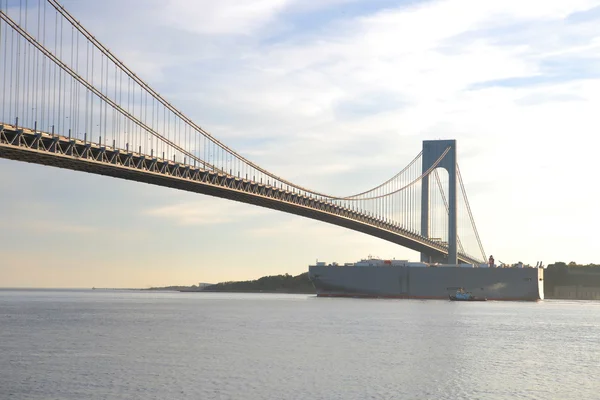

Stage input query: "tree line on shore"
[
  {"left": 148, "top": 272, "right": 315, "bottom": 293},
  {"left": 548, "top": 262, "right": 600, "bottom": 268},
  {"left": 201, "top": 272, "right": 314, "bottom": 293},
  {"left": 545, "top": 262, "right": 600, "bottom": 294}
]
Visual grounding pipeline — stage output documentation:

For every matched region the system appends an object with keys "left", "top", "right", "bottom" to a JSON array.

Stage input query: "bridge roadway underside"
[{"left": 0, "top": 127, "right": 478, "bottom": 264}]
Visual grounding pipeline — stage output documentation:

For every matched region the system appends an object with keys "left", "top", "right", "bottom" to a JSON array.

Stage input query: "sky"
[{"left": 1, "top": 0, "right": 600, "bottom": 288}]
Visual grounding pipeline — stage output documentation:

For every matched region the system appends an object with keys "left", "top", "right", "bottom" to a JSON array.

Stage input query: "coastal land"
[
  {"left": 544, "top": 262, "right": 600, "bottom": 300},
  {"left": 148, "top": 272, "right": 315, "bottom": 294}
]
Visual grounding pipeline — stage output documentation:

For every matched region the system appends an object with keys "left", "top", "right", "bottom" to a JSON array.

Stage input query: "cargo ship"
[{"left": 308, "top": 257, "right": 544, "bottom": 301}]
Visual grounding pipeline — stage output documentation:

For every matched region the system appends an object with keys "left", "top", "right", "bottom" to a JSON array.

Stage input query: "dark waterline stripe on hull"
[{"left": 316, "top": 294, "right": 540, "bottom": 301}]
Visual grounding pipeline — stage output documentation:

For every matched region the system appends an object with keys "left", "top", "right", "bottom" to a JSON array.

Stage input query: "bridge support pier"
[{"left": 420, "top": 140, "right": 457, "bottom": 265}]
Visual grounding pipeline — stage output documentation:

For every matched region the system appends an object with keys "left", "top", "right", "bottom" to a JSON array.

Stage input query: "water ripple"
[{"left": 1, "top": 292, "right": 599, "bottom": 399}]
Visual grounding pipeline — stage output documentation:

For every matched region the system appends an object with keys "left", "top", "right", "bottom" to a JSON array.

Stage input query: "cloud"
[
  {"left": 143, "top": 198, "right": 270, "bottom": 225},
  {"left": 246, "top": 215, "right": 347, "bottom": 238},
  {"left": 158, "top": 0, "right": 292, "bottom": 35},
  {"left": 65, "top": 0, "right": 600, "bottom": 239},
  {"left": 76, "top": 0, "right": 600, "bottom": 180},
  {"left": 0, "top": 219, "right": 97, "bottom": 235}
]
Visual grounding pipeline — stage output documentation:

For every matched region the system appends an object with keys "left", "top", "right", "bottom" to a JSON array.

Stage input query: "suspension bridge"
[{"left": 0, "top": 0, "right": 486, "bottom": 265}]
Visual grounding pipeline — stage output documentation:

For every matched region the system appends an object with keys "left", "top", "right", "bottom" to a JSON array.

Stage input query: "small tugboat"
[{"left": 449, "top": 288, "right": 487, "bottom": 301}]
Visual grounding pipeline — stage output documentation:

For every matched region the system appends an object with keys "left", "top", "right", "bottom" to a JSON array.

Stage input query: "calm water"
[{"left": 1, "top": 290, "right": 599, "bottom": 400}]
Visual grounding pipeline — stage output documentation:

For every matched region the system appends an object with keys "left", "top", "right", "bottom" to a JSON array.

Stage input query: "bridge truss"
[{"left": 0, "top": 0, "right": 486, "bottom": 264}]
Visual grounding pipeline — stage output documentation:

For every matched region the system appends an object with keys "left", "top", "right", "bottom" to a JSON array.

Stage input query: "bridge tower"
[{"left": 420, "top": 140, "right": 457, "bottom": 264}]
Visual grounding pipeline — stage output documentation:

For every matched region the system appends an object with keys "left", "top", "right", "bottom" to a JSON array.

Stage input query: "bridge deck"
[{"left": 0, "top": 123, "right": 483, "bottom": 264}]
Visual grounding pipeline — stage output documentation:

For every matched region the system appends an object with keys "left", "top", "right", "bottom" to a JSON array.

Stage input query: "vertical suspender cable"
[{"left": 1, "top": 1, "right": 7, "bottom": 122}]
